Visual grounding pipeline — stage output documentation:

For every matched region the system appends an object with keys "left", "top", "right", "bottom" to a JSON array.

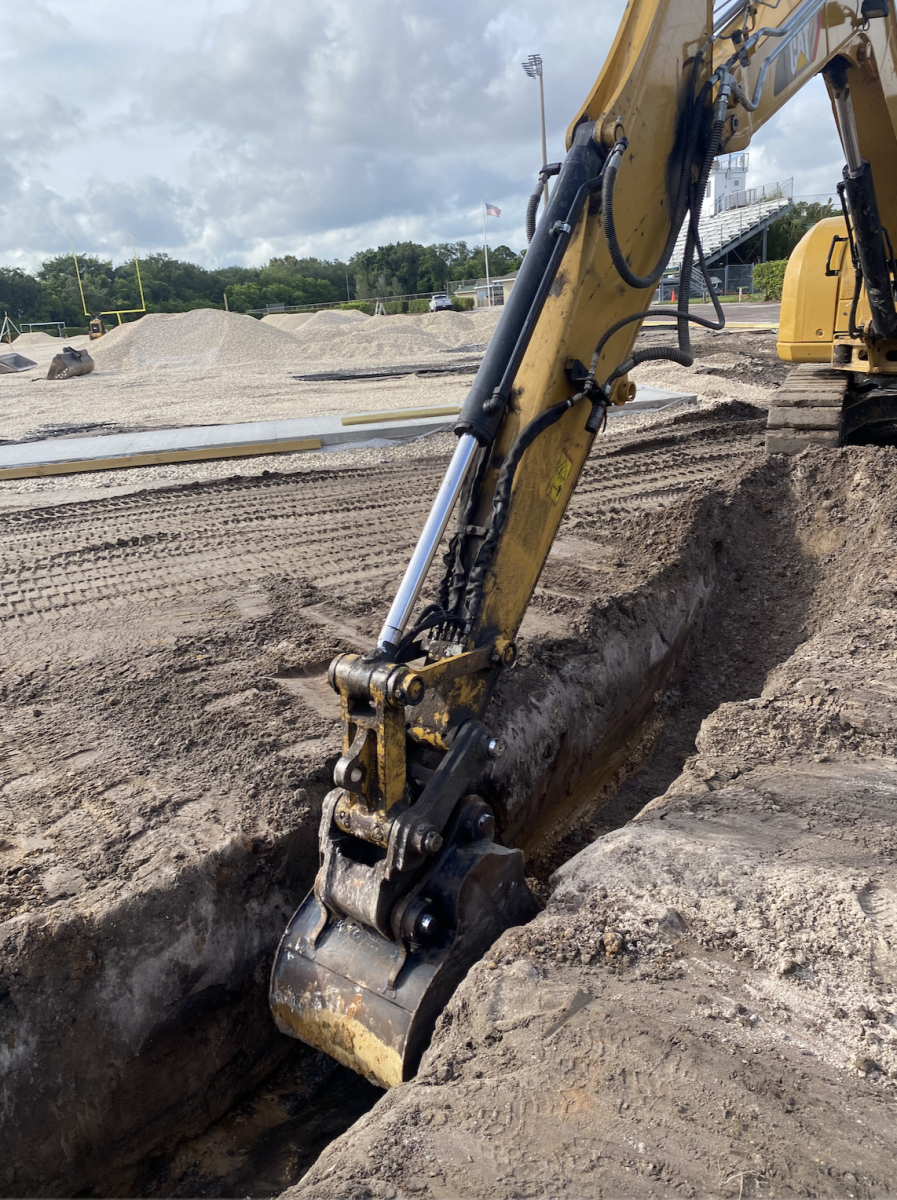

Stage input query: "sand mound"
[
  {"left": 286, "top": 307, "right": 502, "bottom": 364},
  {"left": 84, "top": 303, "right": 501, "bottom": 374},
  {"left": 89, "top": 309, "right": 305, "bottom": 372},
  {"left": 300, "top": 309, "right": 369, "bottom": 328},
  {"left": 279, "top": 312, "right": 321, "bottom": 332},
  {"left": 261, "top": 310, "right": 367, "bottom": 333},
  {"left": 12, "top": 332, "right": 63, "bottom": 348}
]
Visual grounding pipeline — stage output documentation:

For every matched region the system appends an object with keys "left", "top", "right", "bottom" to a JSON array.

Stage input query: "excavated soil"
[
  {"left": 0, "top": 383, "right": 764, "bottom": 1196},
  {"left": 6, "top": 323, "right": 896, "bottom": 1198},
  {"left": 288, "top": 446, "right": 897, "bottom": 1200}
]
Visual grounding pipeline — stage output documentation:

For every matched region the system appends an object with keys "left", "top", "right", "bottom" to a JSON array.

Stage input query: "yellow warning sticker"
[{"left": 547, "top": 452, "right": 572, "bottom": 503}]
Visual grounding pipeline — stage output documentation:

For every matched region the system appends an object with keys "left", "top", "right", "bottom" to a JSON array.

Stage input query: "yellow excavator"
[{"left": 270, "top": 0, "right": 897, "bottom": 1088}]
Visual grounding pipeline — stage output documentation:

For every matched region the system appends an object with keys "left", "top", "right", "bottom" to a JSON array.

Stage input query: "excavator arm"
[{"left": 271, "top": 0, "right": 897, "bottom": 1087}]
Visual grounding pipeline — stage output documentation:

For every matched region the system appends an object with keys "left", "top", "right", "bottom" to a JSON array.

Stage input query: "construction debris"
[
  {"left": 0, "top": 352, "right": 37, "bottom": 374},
  {"left": 47, "top": 346, "right": 95, "bottom": 380}
]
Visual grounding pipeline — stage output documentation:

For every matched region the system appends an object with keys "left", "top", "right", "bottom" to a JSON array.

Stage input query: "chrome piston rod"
[
  {"left": 829, "top": 70, "right": 863, "bottom": 175},
  {"left": 377, "top": 433, "right": 479, "bottom": 653}
]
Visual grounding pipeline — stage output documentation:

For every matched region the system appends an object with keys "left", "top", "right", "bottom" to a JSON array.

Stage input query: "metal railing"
[{"left": 714, "top": 177, "right": 792, "bottom": 214}]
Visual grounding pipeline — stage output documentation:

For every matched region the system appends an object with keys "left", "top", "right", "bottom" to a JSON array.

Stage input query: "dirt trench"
[
  {"left": 289, "top": 445, "right": 897, "bottom": 1200},
  {"left": 0, "top": 401, "right": 765, "bottom": 1196}
]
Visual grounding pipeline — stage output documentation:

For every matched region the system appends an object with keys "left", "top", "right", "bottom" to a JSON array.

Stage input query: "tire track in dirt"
[{"left": 0, "top": 411, "right": 763, "bottom": 633}]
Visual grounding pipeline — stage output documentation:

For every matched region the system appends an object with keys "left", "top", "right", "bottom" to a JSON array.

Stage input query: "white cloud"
[{"left": 0, "top": 0, "right": 848, "bottom": 271}]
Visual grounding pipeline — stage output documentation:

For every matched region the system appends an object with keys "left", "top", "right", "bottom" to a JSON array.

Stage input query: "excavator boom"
[{"left": 271, "top": 0, "right": 897, "bottom": 1086}]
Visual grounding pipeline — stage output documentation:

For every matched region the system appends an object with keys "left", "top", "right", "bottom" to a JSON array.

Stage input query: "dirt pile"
[
  {"left": 289, "top": 446, "right": 897, "bottom": 1200},
  {"left": 89, "top": 308, "right": 306, "bottom": 372},
  {"left": 11, "top": 331, "right": 63, "bottom": 348},
  {"left": 261, "top": 312, "right": 328, "bottom": 333},
  {"left": 286, "top": 308, "right": 501, "bottom": 364}
]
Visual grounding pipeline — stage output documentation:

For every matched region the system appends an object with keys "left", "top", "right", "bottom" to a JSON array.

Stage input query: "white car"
[{"left": 429, "top": 293, "right": 452, "bottom": 312}]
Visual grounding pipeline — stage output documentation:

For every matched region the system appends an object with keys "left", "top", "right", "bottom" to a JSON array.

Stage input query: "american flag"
[{"left": 485, "top": 203, "right": 501, "bottom": 217}]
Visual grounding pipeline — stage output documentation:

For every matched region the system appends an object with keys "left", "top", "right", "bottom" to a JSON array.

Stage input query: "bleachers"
[{"left": 668, "top": 194, "right": 794, "bottom": 270}]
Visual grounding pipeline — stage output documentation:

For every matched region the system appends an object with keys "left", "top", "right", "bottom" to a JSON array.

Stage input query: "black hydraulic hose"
[
  {"left": 394, "top": 602, "right": 452, "bottom": 661},
  {"left": 525, "top": 187, "right": 542, "bottom": 244},
  {"left": 526, "top": 163, "right": 563, "bottom": 243},
  {"left": 461, "top": 397, "right": 584, "bottom": 628},
  {"left": 676, "top": 84, "right": 729, "bottom": 356},
  {"left": 849, "top": 268, "right": 863, "bottom": 340},
  {"left": 589, "top": 305, "right": 727, "bottom": 373},
  {"left": 691, "top": 210, "right": 727, "bottom": 333},
  {"left": 600, "top": 66, "right": 711, "bottom": 292},
  {"left": 601, "top": 140, "right": 671, "bottom": 290},
  {"left": 455, "top": 123, "right": 605, "bottom": 446},
  {"left": 676, "top": 204, "right": 726, "bottom": 359},
  {"left": 606, "top": 345, "right": 694, "bottom": 382}
]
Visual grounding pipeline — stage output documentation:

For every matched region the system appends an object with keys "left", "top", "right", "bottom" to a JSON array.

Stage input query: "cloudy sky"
[{"left": 0, "top": 1, "right": 843, "bottom": 272}]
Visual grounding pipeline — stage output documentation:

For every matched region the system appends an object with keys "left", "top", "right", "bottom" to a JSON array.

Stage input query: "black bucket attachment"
[
  {"left": 270, "top": 835, "right": 537, "bottom": 1088},
  {"left": 47, "top": 347, "right": 94, "bottom": 380}
]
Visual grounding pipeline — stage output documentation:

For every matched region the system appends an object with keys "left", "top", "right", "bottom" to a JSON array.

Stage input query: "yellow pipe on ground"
[
  {"left": 0, "top": 437, "right": 323, "bottom": 481},
  {"left": 341, "top": 406, "right": 461, "bottom": 426}
]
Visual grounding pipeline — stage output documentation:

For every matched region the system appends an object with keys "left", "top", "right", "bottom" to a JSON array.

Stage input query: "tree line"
[
  {"left": 0, "top": 202, "right": 835, "bottom": 328},
  {"left": 0, "top": 241, "right": 525, "bottom": 328}
]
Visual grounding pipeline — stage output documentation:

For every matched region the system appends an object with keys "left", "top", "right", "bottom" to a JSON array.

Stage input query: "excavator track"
[{"left": 765, "top": 364, "right": 850, "bottom": 455}]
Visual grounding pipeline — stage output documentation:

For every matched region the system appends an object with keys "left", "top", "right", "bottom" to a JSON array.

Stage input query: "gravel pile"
[
  {"left": 11, "top": 332, "right": 65, "bottom": 348},
  {"left": 288, "top": 307, "right": 502, "bottom": 364},
  {"left": 87, "top": 307, "right": 501, "bottom": 374},
  {"left": 89, "top": 309, "right": 306, "bottom": 372},
  {"left": 260, "top": 312, "right": 319, "bottom": 332}
]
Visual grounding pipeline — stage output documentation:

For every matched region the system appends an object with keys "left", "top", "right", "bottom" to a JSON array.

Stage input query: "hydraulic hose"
[
  {"left": 455, "top": 123, "right": 604, "bottom": 445},
  {"left": 461, "top": 396, "right": 584, "bottom": 628},
  {"left": 526, "top": 163, "right": 563, "bottom": 243},
  {"left": 589, "top": 305, "right": 728, "bottom": 375},
  {"left": 599, "top": 60, "right": 710, "bottom": 292},
  {"left": 525, "top": 188, "right": 542, "bottom": 244},
  {"left": 675, "top": 77, "right": 731, "bottom": 356}
]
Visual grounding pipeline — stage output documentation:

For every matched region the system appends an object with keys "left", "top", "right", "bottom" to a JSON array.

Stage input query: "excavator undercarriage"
[{"left": 271, "top": 0, "right": 897, "bottom": 1088}]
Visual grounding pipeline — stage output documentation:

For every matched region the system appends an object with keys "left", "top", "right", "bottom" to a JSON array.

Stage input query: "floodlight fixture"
[{"left": 522, "top": 54, "right": 548, "bottom": 207}]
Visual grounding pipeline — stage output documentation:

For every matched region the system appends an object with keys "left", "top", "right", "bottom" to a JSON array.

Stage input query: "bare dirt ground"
[
  {"left": 9, "top": 319, "right": 893, "bottom": 1199},
  {"left": 289, "top": 446, "right": 897, "bottom": 1198},
  {"left": 0, "top": 331, "right": 767, "bottom": 1195}
]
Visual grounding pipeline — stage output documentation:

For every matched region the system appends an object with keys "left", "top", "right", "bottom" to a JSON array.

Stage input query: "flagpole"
[{"left": 482, "top": 199, "right": 492, "bottom": 308}]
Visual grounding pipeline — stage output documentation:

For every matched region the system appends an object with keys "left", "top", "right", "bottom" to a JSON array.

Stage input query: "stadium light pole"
[{"left": 521, "top": 54, "right": 548, "bottom": 209}]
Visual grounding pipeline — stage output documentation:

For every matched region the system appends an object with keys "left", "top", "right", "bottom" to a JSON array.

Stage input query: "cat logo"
[{"left": 774, "top": 11, "right": 823, "bottom": 95}]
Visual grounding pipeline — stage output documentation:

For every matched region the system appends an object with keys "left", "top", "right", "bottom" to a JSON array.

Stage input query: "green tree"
[
  {"left": 0, "top": 240, "right": 526, "bottom": 326},
  {"left": 736, "top": 200, "right": 840, "bottom": 264},
  {"left": 37, "top": 254, "right": 115, "bottom": 325},
  {"left": 766, "top": 200, "right": 839, "bottom": 260},
  {"left": 256, "top": 259, "right": 340, "bottom": 306},
  {"left": 0, "top": 268, "right": 41, "bottom": 321},
  {"left": 348, "top": 241, "right": 525, "bottom": 298},
  {"left": 267, "top": 255, "right": 352, "bottom": 298}
]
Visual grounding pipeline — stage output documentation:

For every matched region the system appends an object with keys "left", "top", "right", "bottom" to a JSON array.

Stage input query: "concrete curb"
[{"left": 0, "top": 388, "right": 695, "bottom": 480}]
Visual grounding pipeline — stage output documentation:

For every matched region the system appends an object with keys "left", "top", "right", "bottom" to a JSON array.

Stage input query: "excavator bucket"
[
  {"left": 270, "top": 834, "right": 537, "bottom": 1088},
  {"left": 47, "top": 346, "right": 94, "bottom": 380}
]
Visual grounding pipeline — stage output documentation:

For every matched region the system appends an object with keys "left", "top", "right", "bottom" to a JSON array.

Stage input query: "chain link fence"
[{"left": 654, "top": 263, "right": 755, "bottom": 303}]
